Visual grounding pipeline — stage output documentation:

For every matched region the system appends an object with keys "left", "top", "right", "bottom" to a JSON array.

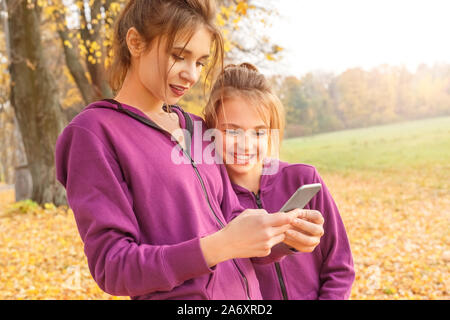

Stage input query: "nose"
[
  {"left": 236, "top": 130, "right": 258, "bottom": 153},
  {"left": 180, "top": 62, "right": 199, "bottom": 85}
]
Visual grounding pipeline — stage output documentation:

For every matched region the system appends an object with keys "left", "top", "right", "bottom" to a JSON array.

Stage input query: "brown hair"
[
  {"left": 204, "top": 63, "right": 286, "bottom": 154},
  {"left": 108, "top": 0, "right": 224, "bottom": 93}
]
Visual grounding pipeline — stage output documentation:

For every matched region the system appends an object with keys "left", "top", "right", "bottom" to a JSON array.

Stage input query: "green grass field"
[{"left": 280, "top": 116, "right": 450, "bottom": 173}]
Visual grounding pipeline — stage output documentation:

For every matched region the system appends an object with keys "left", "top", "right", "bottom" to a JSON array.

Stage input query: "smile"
[
  {"left": 170, "top": 84, "right": 188, "bottom": 97},
  {"left": 229, "top": 153, "right": 257, "bottom": 165}
]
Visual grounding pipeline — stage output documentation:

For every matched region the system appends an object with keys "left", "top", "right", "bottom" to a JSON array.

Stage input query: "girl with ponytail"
[{"left": 205, "top": 63, "right": 355, "bottom": 299}]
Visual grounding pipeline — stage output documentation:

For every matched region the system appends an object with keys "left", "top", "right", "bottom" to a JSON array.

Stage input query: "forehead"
[
  {"left": 218, "top": 96, "right": 268, "bottom": 128},
  {"left": 172, "top": 25, "right": 213, "bottom": 55}
]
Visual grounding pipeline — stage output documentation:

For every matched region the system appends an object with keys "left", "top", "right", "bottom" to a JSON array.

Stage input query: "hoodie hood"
[{"left": 83, "top": 99, "right": 189, "bottom": 134}]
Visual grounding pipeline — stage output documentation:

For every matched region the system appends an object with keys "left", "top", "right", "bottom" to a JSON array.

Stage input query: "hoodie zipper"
[
  {"left": 188, "top": 156, "right": 251, "bottom": 300},
  {"left": 253, "top": 191, "right": 289, "bottom": 300},
  {"left": 175, "top": 109, "right": 251, "bottom": 301},
  {"left": 106, "top": 101, "right": 251, "bottom": 300}
]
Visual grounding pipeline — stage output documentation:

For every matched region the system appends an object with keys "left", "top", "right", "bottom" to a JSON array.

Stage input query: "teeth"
[
  {"left": 235, "top": 154, "right": 255, "bottom": 161},
  {"left": 171, "top": 85, "right": 184, "bottom": 91}
]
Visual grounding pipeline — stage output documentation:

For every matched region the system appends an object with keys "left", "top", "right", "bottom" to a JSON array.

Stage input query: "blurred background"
[{"left": 0, "top": 0, "right": 449, "bottom": 299}]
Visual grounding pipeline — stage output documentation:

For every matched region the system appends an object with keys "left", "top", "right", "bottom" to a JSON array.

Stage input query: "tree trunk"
[
  {"left": 58, "top": 28, "right": 98, "bottom": 104},
  {"left": 56, "top": 0, "right": 113, "bottom": 104},
  {"left": 80, "top": 0, "right": 113, "bottom": 100},
  {"left": 7, "top": 0, "right": 68, "bottom": 206}
]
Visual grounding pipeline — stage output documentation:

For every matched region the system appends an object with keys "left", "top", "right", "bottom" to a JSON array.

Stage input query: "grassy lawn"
[{"left": 281, "top": 116, "right": 450, "bottom": 173}]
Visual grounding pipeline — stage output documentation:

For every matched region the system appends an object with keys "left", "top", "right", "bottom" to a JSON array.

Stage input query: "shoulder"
[
  {"left": 185, "top": 111, "right": 207, "bottom": 129},
  {"left": 261, "top": 159, "right": 321, "bottom": 192},
  {"left": 57, "top": 102, "right": 123, "bottom": 155},
  {"left": 68, "top": 104, "right": 121, "bottom": 134},
  {"left": 186, "top": 112, "right": 204, "bottom": 123},
  {"left": 172, "top": 105, "right": 204, "bottom": 122},
  {"left": 278, "top": 161, "right": 320, "bottom": 185},
  {"left": 172, "top": 105, "right": 208, "bottom": 131}
]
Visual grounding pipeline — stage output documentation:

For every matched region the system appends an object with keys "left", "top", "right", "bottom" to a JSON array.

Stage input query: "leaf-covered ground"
[
  {"left": 326, "top": 168, "right": 449, "bottom": 299},
  {"left": 0, "top": 165, "right": 448, "bottom": 299}
]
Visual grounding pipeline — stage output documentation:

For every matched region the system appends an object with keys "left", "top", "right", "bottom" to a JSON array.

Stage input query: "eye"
[
  {"left": 197, "top": 61, "right": 205, "bottom": 67},
  {"left": 255, "top": 129, "right": 267, "bottom": 137},
  {"left": 225, "top": 129, "right": 240, "bottom": 136},
  {"left": 172, "top": 54, "right": 184, "bottom": 61}
]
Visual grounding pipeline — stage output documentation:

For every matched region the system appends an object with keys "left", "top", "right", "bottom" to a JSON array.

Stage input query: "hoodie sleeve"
[
  {"left": 309, "top": 169, "right": 355, "bottom": 300},
  {"left": 55, "top": 125, "right": 212, "bottom": 297},
  {"left": 218, "top": 164, "right": 294, "bottom": 264}
]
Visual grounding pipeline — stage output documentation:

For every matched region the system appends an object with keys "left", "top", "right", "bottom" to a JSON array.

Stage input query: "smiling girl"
[{"left": 205, "top": 63, "right": 355, "bottom": 300}]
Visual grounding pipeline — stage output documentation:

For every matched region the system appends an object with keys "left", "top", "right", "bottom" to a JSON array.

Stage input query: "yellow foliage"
[
  {"left": 273, "top": 45, "right": 284, "bottom": 53},
  {"left": 84, "top": 71, "right": 92, "bottom": 84},
  {"left": 265, "top": 53, "right": 275, "bottom": 61},
  {"left": 109, "top": 2, "right": 122, "bottom": 14},
  {"left": 62, "top": 88, "right": 83, "bottom": 109},
  {"left": 216, "top": 13, "right": 226, "bottom": 27},
  {"left": 224, "top": 39, "right": 232, "bottom": 53},
  {"left": 63, "top": 40, "right": 73, "bottom": 49},
  {"left": 220, "top": 5, "right": 232, "bottom": 19},
  {"left": 236, "top": 1, "right": 249, "bottom": 15},
  {"left": 78, "top": 44, "right": 88, "bottom": 57}
]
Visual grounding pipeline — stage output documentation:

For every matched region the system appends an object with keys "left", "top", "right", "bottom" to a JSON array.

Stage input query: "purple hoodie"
[
  {"left": 55, "top": 99, "right": 265, "bottom": 300},
  {"left": 232, "top": 161, "right": 355, "bottom": 300}
]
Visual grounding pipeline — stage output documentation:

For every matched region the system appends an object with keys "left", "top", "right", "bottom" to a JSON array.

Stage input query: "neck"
[
  {"left": 227, "top": 163, "right": 263, "bottom": 195},
  {"left": 114, "top": 68, "right": 165, "bottom": 114}
]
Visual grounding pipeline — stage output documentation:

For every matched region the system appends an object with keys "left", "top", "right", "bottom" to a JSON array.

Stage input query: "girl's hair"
[
  {"left": 108, "top": 0, "right": 224, "bottom": 92},
  {"left": 204, "top": 63, "right": 286, "bottom": 154}
]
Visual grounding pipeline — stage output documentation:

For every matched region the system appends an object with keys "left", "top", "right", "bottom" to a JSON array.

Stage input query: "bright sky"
[{"left": 266, "top": 0, "right": 450, "bottom": 77}]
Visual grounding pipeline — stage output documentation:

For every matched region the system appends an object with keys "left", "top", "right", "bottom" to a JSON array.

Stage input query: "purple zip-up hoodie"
[
  {"left": 55, "top": 100, "right": 266, "bottom": 300},
  {"left": 232, "top": 160, "right": 355, "bottom": 300}
]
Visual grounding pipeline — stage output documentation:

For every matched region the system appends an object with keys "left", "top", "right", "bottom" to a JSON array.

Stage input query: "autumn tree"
[
  {"left": 46, "top": 0, "right": 119, "bottom": 105},
  {"left": 216, "top": 0, "right": 283, "bottom": 65},
  {"left": 6, "top": 0, "right": 68, "bottom": 204}
]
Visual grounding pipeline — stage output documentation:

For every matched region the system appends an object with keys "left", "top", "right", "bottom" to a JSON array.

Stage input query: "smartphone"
[{"left": 279, "top": 183, "right": 322, "bottom": 212}]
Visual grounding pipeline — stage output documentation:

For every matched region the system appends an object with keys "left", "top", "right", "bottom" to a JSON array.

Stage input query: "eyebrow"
[
  {"left": 172, "top": 47, "right": 210, "bottom": 59},
  {"left": 221, "top": 123, "right": 269, "bottom": 130}
]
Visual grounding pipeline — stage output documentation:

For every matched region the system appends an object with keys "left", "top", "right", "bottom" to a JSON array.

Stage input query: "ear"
[{"left": 126, "top": 27, "right": 145, "bottom": 57}]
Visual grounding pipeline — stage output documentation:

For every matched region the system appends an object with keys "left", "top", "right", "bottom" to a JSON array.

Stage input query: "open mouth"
[
  {"left": 169, "top": 84, "right": 188, "bottom": 97},
  {"left": 228, "top": 153, "right": 257, "bottom": 165}
]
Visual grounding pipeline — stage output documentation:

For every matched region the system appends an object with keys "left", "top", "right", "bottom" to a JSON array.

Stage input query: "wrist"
[{"left": 200, "top": 229, "right": 230, "bottom": 267}]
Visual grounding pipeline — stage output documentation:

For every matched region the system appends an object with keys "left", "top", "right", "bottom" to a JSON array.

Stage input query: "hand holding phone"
[
  {"left": 280, "top": 183, "right": 322, "bottom": 212},
  {"left": 279, "top": 183, "right": 324, "bottom": 253}
]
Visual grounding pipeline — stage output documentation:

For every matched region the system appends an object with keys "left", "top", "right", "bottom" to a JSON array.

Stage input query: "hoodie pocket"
[
  {"left": 208, "top": 261, "right": 249, "bottom": 300},
  {"left": 205, "top": 269, "right": 218, "bottom": 299}
]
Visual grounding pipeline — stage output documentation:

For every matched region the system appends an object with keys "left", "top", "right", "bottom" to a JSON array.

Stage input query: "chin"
[
  {"left": 226, "top": 162, "right": 257, "bottom": 176},
  {"left": 166, "top": 97, "right": 181, "bottom": 106}
]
